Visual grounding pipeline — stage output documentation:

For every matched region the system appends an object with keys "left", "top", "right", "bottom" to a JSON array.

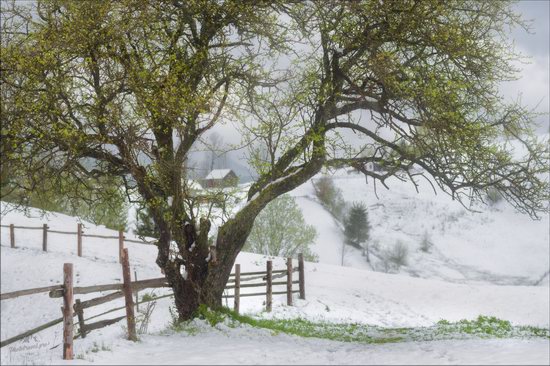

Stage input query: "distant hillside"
[{"left": 288, "top": 169, "right": 549, "bottom": 286}]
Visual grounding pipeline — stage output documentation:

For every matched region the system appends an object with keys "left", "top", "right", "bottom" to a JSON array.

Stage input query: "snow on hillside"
[
  {"left": 1, "top": 204, "right": 549, "bottom": 364},
  {"left": 122, "top": 149, "right": 549, "bottom": 287},
  {"left": 288, "top": 169, "right": 549, "bottom": 286}
]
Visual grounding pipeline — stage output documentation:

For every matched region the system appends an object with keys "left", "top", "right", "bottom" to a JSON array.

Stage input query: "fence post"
[
  {"left": 266, "top": 261, "right": 272, "bottom": 312},
  {"left": 62, "top": 263, "right": 74, "bottom": 360},
  {"left": 77, "top": 224, "right": 83, "bottom": 257},
  {"left": 286, "top": 257, "right": 293, "bottom": 306},
  {"left": 9, "top": 224, "right": 14, "bottom": 248},
  {"left": 121, "top": 248, "right": 137, "bottom": 341},
  {"left": 234, "top": 264, "right": 240, "bottom": 314},
  {"left": 118, "top": 230, "right": 124, "bottom": 264},
  {"left": 75, "top": 299, "right": 86, "bottom": 338},
  {"left": 298, "top": 253, "right": 305, "bottom": 300},
  {"left": 134, "top": 270, "right": 139, "bottom": 312},
  {"left": 42, "top": 224, "right": 48, "bottom": 252}
]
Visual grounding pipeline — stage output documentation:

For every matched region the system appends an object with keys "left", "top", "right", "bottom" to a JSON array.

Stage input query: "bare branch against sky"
[{"left": 213, "top": 0, "right": 550, "bottom": 146}]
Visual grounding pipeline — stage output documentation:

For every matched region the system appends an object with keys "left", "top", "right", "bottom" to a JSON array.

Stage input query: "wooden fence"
[
  {"left": 0, "top": 223, "right": 154, "bottom": 263},
  {"left": 0, "top": 250, "right": 306, "bottom": 360}
]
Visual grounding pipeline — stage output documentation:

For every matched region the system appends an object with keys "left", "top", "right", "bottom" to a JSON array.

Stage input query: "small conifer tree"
[{"left": 344, "top": 202, "right": 371, "bottom": 261}]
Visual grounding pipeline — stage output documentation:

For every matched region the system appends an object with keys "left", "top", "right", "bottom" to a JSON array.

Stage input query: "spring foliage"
[{"left": 243, "top": 194, "right": 318, "bottom": 261}]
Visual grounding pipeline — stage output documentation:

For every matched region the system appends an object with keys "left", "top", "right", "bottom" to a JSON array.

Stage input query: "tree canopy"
[
  {"left": 1, "top": 0, "right": 548, "bottom": 320},
  {"left": 243, "top": 194, "right": 318, "bottom": 261}
]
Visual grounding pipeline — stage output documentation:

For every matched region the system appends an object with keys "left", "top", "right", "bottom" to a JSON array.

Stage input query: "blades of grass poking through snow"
[{"left": 187, "top": 309, "right": 549, "bottom": 344}]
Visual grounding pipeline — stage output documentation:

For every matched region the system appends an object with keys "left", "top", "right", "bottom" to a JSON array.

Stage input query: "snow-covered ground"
[
  {"left": 1, "top": 201, "right": 549, "bottom": 365},
  {"left": 69, "top": 330, "right": 550, "bottom": 365}
]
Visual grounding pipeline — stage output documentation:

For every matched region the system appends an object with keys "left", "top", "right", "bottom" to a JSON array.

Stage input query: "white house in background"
[{"left": 202, "top": 169, "right": 239, "bottom": 188}]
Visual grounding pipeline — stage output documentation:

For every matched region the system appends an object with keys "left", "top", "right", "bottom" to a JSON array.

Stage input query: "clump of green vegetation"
[
  {"left": 167, "top": 305, "right": 207, "bottom": 335},
  {"left": 141, "top": 293, "right": 157, "bottom": 302},
  {"left": 89, "top": 341, "right": 112, "bottom": 354},
  {"left": 168, "top": 306, "right": 185, "bottom": 332},
  {"left": 517, "top": 326, "right": 550, "bottom": 338},
  {"left": 194, "top": 307, "right": 401, "bottom": 344},
  {"left": 434, "top": 315, "right": 549, "bottom": 339},
  {"left": 90, "top": 342, "right": 100, "bottom": 353},
  {"left": 437, "top": 316, "right": 512, "bottom": 337},
  {"left": 195, "top": 304, "right": 228, "bottom": 327}
]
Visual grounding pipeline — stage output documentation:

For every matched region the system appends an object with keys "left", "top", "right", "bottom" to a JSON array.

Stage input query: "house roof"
[{"left": 204, "top": 169, "right": 234, "bottom": 180}]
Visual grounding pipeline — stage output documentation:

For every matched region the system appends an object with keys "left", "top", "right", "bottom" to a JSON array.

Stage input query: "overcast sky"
[{"left": 506, "top": 0, "right": 550, "bottom": 134}]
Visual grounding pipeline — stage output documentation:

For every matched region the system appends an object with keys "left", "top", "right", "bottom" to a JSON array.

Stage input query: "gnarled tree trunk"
[{"left": 156, "top": 157, "right": 324, "bottom": 321}]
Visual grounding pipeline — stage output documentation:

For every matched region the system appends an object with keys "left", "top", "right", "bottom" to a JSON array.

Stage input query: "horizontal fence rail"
[
  {"left": 48, "top": 230, "right": 79, "bottom": 235},
  {"left": 229, "top": 269, "right": 288, "bottom": 277},
  {"left": 0, "top": 224, "right": 43, "bottom": 230},
  {"left": 0, "top": 314, "right": 71, "bottom": 348},
  {"left": 223, "top": 290, "right": 300, "bottom": 299},
  {"left": 48, "top": 277, "right": 168, "bottom": 298},
  {"left": 1, "top": 222, "right": 156, "bottom": 261},
  {"left": 225, "top": 280, "right": 298, "bottom": 290},
  {"left": 1, "top": 284, "right": 63, "bottom": 301}
]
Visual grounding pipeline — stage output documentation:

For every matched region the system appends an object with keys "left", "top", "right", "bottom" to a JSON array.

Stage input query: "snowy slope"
[
  {"left": 291, "top": 196, "right": 370, "bottom": 269},
  {"left": 288, "top": 169, "right": 549, "bottom": 286},
  {"left": 1, "top": 204, "right": 549, "bottom": 364}
]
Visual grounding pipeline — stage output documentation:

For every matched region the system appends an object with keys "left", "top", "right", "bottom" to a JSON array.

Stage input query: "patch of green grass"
[
  {"left": 141, "top": 292, "right": 157, "bottom": 302},
  {"left": 167, "top": 308, "right": 550, "bottom": 345},
  {"left": 193, "top": 307, "right": 403, "bottom": 344},
  {"left": 433, "top": 315, "right": 548, "bottom": 339},
  {"left": 195, "top": 304, "right": 228, "bottom": 327},
  {"left": 166, "top": 305, "right": 215, "bottom": 335},
  {"left": 518, "top": 325, "right": 550, "bottom": 338}
]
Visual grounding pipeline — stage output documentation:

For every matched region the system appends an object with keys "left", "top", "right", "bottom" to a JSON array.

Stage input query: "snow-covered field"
[{"left": 1, "top": 195, "right": 549, "bottom": 365}]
